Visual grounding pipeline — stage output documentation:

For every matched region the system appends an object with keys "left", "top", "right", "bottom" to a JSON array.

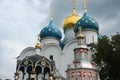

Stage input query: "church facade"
[{"left": 14, "top": 0, "right": 100, "bottom": 80}]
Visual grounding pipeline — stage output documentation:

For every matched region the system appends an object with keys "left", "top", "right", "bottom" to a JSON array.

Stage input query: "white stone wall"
[
  {"left": 82, "top": 31, "right": 98, "bottom": 44},
  {"left": 64, "top": 29, "right": 75, "bottom": 41},
  {"left": 41, "top": 44, "right": 62, "bottom": 70},
  {"left": 41, "top": 37, "right": 60, "bottom": 48},
  {"left": 60, "top": 40, "right": 77, "bottom": 77},
  {"left": 18, "top": 47, "right": 37, "bottom": 60}
]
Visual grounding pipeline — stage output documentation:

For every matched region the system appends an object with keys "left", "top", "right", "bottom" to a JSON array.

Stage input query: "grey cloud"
[{"left": 0, "top": 0, "right": 50, "bottom": 79}]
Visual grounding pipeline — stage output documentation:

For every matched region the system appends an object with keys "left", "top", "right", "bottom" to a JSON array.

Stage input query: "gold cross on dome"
[
  {"left": 37, "top": 34, "right": 40, "bottom": 42},
  {"left": 72, "top": 0, "right": 77, "bottom": 9},
  {"left": 50, "top": 9, "right": 54, "bottom": 20},
  {"left": 78, "top": 27, "right": 82, "bottom": 33}
]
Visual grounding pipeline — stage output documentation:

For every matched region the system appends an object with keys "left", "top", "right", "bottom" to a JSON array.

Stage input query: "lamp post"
[
  {"left": 14, "top": 70, "right": 19, "bottom": 80},
  {"left": 48, "top": 71, "right": 55, "bottom": 80},
  {"left": 30, "top": 68, "right": 35, "bottom": 80}
]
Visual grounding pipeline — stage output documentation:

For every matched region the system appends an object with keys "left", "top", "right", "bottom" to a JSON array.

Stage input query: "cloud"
[
  {"left": 0, "top": 40, "right": 27, "bottom": 79},
  {"left": 0, "top": 0, "right": 51, "bottom": 79}
]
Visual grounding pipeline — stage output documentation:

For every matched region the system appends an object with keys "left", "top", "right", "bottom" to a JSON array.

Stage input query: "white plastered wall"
[
  {"left": 41, "top": 37, "right": 60, "bottom": 48},
  {"left": 82, "top": 30, "right": 98, "bottom": 44},
  {"left": 18, "top": 47, "right": 37, "bottom": 60},
  {"left": 64, "top": 29, "right": 75, "bottom": 41},
  {"left": 40, "top": 44, "right": 62, "bottom": 71},
  {"left": 60, "top": 39, "right": 77, "bottom": 77}
]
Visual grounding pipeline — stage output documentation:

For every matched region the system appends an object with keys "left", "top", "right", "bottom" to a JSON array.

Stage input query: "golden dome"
[
  {"left": 63, "top": 9, "right": 81, "bottom": 31},
  {"left": 35, "top": 43, "right": 41, "bottom": 49}
]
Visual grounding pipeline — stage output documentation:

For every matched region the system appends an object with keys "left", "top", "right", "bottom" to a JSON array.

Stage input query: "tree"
[{"left": 93, "top": 33, "right": 120, "bottom": 80}]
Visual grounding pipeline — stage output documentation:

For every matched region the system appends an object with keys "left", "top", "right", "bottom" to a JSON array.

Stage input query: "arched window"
[
  {"left": 36, "top": 66, "right": 42, "bottom": 80},
  {"left": 44, "top": 67, "right": 50, "bottom": 74},
  {"left": 35, "top": 66, "right": 42, "bottom": 75},
  {"left": 19, "top": 66, "right": 25, "bottom": 73},
  {"left": 26, "top": 65, "right": 32, "bottom": 74},
  {"left": 26, "top": 65, "right": 32, "bottom": 79},
  {"left": 19, "top": 66, "right": 25, "bottom": 80}
]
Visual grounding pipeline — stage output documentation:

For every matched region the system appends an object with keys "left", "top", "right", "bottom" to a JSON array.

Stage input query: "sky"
[{"left": 0, "top": 0, "right": 120, "bottom": 79}]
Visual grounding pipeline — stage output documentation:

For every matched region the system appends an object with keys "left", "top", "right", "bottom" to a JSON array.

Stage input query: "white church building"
[{"left": 14, "top": 0, "right": 101, "bottom": 80}]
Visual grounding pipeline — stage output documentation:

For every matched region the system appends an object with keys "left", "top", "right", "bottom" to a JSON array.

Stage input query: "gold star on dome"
[{"left": 86, "top": 20, "right": 88, "bottom": 22}]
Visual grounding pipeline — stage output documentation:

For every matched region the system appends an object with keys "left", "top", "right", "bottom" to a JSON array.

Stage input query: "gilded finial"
[
  {"left": 83, "top": 0, "right": 87, "bottom": 12},
  {"left": 37, "top": 34, "right": 40, "bottom": 41},
  {"left": 35, "top": 34, "right": 41, "bottom": 48},
  {"left": 72, "top": 0, "right": 77, "bottom": 15},
  {"left": 31, "top": 68, "right": 35, "bottom": 74},
  {"left": 50, "top": 9, "right": 54, "bottom": 20},
  {"left": 15, "top": 70, "right": 19, "bottom": 75},
  {"left": 49, "top": 71, "right": 54, "bottom": 80},
  {"left": 76, "top": 27, "right": 84, "bottom": 39}
]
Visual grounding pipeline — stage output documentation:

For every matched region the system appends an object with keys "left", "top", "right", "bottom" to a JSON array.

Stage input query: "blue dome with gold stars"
[
  {"left": 40, "top": 20, "right": 62, "bottom": 40},
  {"left": 74, "top": 12, "right": 99, "bottom": 33}
]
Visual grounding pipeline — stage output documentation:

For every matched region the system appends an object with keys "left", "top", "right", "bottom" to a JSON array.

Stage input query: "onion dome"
[
  {"left": 35, "top": 43, "right": 41, "bottom": 49},
  {"left": 40, "top": 20, "right": 62, "bottom": 40},
  {"left": 74, "top": 12, "right": 99, "bottom": 33},
  {"left": 63, "top": 9, "right": 81, "bottom": 31}
]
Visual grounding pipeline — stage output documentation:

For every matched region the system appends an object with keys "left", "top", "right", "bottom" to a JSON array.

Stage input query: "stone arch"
[
  {"left": 18, "top": 58, "right": 33, "bottom": 70},
  {"left": 19, "top": 66, "right": 25, "bottom": 73},
  {"left": 35, "top": 66, "right": 42, "bottom": 75},
  {"left": 26, "top": 65, "right": 32, "bottom": 74},
  {"left": 44, "top": 67, "right": 50, "bottom": 74},
  {"left": 44, "top": 67, "right": 50, "bottom": 80}
]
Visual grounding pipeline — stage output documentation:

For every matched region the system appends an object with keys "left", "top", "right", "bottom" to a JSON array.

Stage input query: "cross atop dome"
[
  {"left": 82, "top": 0, "right": 88, "bottom": 12},
  {"left": 50, "top": 9, "right": 54, "bottom": 20},
  {"left": 83, "top": 0, "right": 88, "bottom": 12},
  {"left": 35, "top": 34, "right": 41, "bottom": 48},
  {"left": 72, "top": 0, "right": 78, "bottom": 14},
  {"left": 37, "top": 34, "right": 40, "bottom": 41}
]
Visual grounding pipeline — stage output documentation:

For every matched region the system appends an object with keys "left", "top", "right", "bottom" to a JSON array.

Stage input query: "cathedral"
[{"left": 14, "top": 0, "right": 101, "bottom": 80}]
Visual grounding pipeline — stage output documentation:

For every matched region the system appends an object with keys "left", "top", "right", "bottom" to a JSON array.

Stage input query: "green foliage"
[{"left": 93, "top": 33, "right": 120, "bottom": 80}]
